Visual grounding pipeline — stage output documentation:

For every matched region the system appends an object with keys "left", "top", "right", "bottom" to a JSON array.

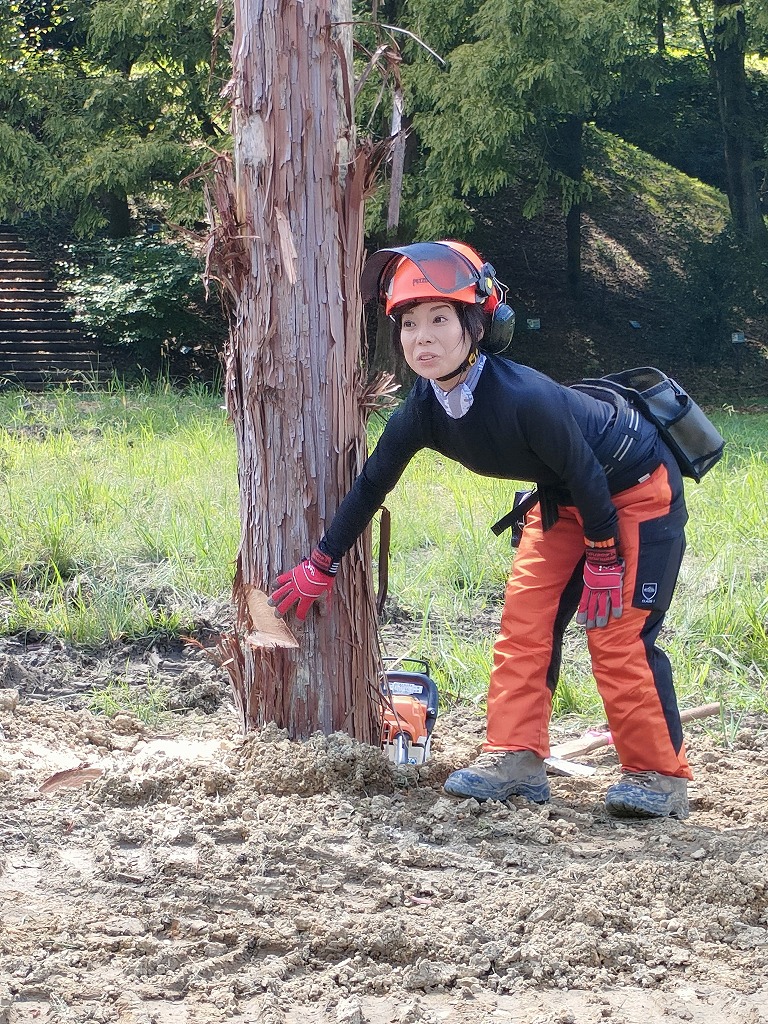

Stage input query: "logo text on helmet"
[{"left": 412, "top": 276, "right": 428, "bottom": 286}]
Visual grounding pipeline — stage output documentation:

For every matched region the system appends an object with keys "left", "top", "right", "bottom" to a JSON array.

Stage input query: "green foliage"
[
  {"left": 363, "top": 0, "right": 658, "bottom": 239},
  {"left": 54, "top": 237, "right": 227, "bottom": 352},
  {"left": 88, "top": 675, "right": 170, "bottom": 724},
  {"left": 0, "top": 0, "right": 230, "bottom": 235},
  {"left": 599, "top": 52, "right": 768, "bottom": 196}
]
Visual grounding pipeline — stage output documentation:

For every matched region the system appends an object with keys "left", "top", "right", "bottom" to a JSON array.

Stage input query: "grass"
[
  {"left": 87, "top": 674, "right": 170, "bottom": 725},
  {"left": 0, "top": 385, "right": 766, "bottom": 723},
  {"left": 0, "top": 381, "right": 238, "bottom": 644}
]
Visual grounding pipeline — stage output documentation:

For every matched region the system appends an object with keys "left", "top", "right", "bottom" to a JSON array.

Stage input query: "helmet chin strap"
[{"left": 436, "top": 345, "right": 479, "bottom": 384}]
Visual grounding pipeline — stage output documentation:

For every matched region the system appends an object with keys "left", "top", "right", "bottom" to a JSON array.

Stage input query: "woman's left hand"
[{"left": 576, "top": 544, "right": 624, "bottom": 629}]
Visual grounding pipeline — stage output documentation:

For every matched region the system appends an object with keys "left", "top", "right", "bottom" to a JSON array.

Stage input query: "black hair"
[{"left": 390, "top": 301, "right": 491, "bottom": 350}]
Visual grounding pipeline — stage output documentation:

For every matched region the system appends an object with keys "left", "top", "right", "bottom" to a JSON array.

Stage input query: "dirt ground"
[{"left": 1, "top": 638, "right": 767, "bottom": 1024}]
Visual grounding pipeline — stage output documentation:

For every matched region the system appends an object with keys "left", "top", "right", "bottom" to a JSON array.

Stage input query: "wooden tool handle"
[
  {"left": 550, "top": 702, "right": 722, "bottom": 761},
  {"left": 679, "top": 702, "right": 721, "bottom": 723}
]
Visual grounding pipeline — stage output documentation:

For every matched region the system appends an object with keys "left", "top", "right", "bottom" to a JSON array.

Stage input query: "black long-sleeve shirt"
[{"left": 321, "top": 356, "right": 661, "bottom": 559}]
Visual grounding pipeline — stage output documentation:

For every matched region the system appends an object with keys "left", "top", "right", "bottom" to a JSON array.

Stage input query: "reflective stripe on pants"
[{"left": 484, "top": 455, "right": 692, "bottom": 780}]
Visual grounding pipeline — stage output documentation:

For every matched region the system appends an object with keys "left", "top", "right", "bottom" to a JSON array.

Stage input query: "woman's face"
[{"left": 398, "top": 301, "right": 472, "bottom": 383}]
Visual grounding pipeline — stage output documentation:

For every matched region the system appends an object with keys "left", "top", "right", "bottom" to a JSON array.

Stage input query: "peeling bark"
[{"left": 211, "top": 0, "right": 383, "bottom": 741}]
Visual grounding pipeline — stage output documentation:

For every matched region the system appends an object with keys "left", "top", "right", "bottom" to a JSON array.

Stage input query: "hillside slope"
[{"left": 467, "top": 129, "right": 767, "bottom": 406}]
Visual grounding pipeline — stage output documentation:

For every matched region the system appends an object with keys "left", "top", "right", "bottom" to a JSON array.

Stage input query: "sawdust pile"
[{"left": 1, "top": 647, "right": 768, "bottom": 1024}]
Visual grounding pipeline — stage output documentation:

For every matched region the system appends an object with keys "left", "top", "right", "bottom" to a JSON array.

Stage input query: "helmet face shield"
[{"left": 361, "top": 242, "right": 488, "bottom": 314}]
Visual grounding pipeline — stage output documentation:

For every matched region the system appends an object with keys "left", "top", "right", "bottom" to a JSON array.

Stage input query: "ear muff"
[{"left": 485, "top": 303, "right": 516, "bottom": 354}]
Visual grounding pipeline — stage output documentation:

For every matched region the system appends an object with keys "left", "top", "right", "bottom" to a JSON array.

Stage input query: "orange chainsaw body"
[{"left": 380, "top": 660, "right": 439, "bottom": 766}]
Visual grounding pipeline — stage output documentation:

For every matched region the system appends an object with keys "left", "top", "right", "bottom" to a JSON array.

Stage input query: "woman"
[{"left": 269, "top": 240, "right": 692, "bottom": 819}]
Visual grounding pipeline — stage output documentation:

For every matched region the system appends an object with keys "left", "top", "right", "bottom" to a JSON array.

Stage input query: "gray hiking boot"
[
  {"left": 444, "top": 750, "right": 550, "bottom": 804},
  {"left": 605, "top": 770, "right": 689, "bottom": 820}
]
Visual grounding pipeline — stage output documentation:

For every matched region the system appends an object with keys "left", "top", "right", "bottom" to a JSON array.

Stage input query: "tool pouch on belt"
[{"left": 573, "top": 367, "right": 725, "bottom": 483}]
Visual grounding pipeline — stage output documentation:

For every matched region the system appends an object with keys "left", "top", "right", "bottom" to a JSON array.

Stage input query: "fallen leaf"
[{"left": 39, "top": 764, "right": 104, "bottom": 795}]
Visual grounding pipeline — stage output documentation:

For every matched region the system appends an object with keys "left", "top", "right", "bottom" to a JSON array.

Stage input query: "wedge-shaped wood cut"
[{"left": 243, "top": 585, "right": 299, "bottom": 650}]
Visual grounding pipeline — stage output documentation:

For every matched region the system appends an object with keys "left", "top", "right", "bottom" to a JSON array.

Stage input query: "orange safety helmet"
[{"left": 360, "top": 240, "right": 502, "bottom": 316}]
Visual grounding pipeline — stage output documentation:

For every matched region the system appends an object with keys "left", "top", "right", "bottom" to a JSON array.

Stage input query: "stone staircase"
[{"left": 0, "top": 225, "right": 110, "bottom": 389}]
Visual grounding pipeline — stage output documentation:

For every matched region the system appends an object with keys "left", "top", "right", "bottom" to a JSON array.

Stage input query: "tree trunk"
[
  {"left": 219, "top": 0, "right": 381, "bottom": 742},
  {"left": 656, "top": 4, "right": 666, "bottom": 52},
  {"left": 551, "top": 115, "right": 583, "bottom": 301},
  {"left": 103, "top": 191, "right": 131, "bottom": 238},
  {"left": 564, "top": 202, "right": 582, "bottom": 302},
  {"left": 711, "top": 0, "right": 768, "bottom": 249}
]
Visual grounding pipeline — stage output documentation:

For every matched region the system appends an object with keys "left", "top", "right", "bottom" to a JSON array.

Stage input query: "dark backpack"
[{"left": 571, "top": 367, "right": 725, "bottom": 483}]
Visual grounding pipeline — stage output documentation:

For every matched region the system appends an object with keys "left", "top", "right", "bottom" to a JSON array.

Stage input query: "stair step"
[
  {"left": 0, "top": 330, "right": 86, "bottom": 342},
  {"left": 0, "top": 373, "right": 110, "bottom": 388},
  {"left": 0, "top": 294, "right": 66, "bottom": 301},
  {"left": 0, "top": 295, "right": 66, "bottom": 301},
  {"left": 0, "top": 320, "right": 77, "bottom": 331},
  {"left": 1, "top": 347, "right": 98, "bottom": 356},
  {"left": 1, "top": 358, "right": 100, "bottom": 369},
  {"left": 0, "top": 340, "right": 96, "bottom": 350},
  {"left": 1, "top": 358, "right": 99, "bottom": 369},
  {"left": 0, "top": 289, "right": 62, "bottom": 300},
  {"left": 0, "top": 306, "right": 68, "bottom": 315},
  {"left": 0, "top": 259, "right": 47, "bottom": 270},
  {"left": 0, "top": 280, "right": 56, "bottom": 289},
  {"left": 0, "top": 315, "right": 75, "bottom": 326},
  {"left": 0, "top": 364, "right": 109, "bottom": 372},
  {"left": 0, "top": 347, "right": 103, "bottom": 358},
  {"left": 0, "top": 310, "right": 68, "bottom": 320},
  {"left": 0, "top": 272, "right": 53, "bottom": 282},
  {"left": 0, "top": 345, "right": 98, "bottom": 355}
]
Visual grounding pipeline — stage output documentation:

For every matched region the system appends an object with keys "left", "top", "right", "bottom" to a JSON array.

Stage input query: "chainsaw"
[{"left": 380, "top": 657, "right": 439, "bottom": 766}]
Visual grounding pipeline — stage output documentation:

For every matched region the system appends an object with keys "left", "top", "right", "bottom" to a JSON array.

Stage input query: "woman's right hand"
[{"left": 268, "top": 548, "right": 337, "bottom": 621}]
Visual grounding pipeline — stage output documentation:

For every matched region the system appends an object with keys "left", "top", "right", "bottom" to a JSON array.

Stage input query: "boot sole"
[
  {"left": 444, "top": 774, "right": 550, "bottom": 804},
  {"left": 605, "top": 794, "right": 689, "bottom": 820}
]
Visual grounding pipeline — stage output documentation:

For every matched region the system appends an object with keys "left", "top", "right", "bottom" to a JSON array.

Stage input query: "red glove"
[
  {"left": 576, "top": 540, "right": 624, "bottom": 630},
  {"left": 268, "top": 547, "right": 338, "bottom": 621}
]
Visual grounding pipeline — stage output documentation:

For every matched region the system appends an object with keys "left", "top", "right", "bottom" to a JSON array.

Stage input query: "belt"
[
  {"left": 491, "top": 468, "right": 657, "bottom": 542},
  {"left": 491, "top": 487, "right": 559, "bottom": 541},
  {"left": 592, "top": 395, "right": 646, "bottom": 479}
]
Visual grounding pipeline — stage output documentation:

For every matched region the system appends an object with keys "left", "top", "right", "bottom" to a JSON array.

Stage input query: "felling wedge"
[
  {"left": 544, "top": 755, "right": 598, "bottom": 778},
  {"left": 545, "top": 702, "right": 722, "bottom": 777}
]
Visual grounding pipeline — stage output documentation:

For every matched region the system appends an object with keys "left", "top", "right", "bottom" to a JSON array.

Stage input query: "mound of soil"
[{"left": 1, "top": 645, "right": 767, "bottom": 1024}]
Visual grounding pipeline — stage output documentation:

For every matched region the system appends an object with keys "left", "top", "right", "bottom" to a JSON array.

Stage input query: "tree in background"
[
  {"left": 208, "top": 0, "right": 387, "bottom": 740},
  {"left": 704, "top": 0, "right": 768, "bottom": 250},
  {"left": 0, "top": 0, "right": 228, "bottom": 236},
  {"left": 606, "top": 0, "right": 768, "bottom": 252},
  {"left": 371, "top": 0, "right": 655, "bottom": 300}
]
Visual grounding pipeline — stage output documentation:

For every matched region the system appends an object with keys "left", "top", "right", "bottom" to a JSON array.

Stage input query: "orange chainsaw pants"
[{"left": 485, "top": 453, "right": 692, "bottom": 779}]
